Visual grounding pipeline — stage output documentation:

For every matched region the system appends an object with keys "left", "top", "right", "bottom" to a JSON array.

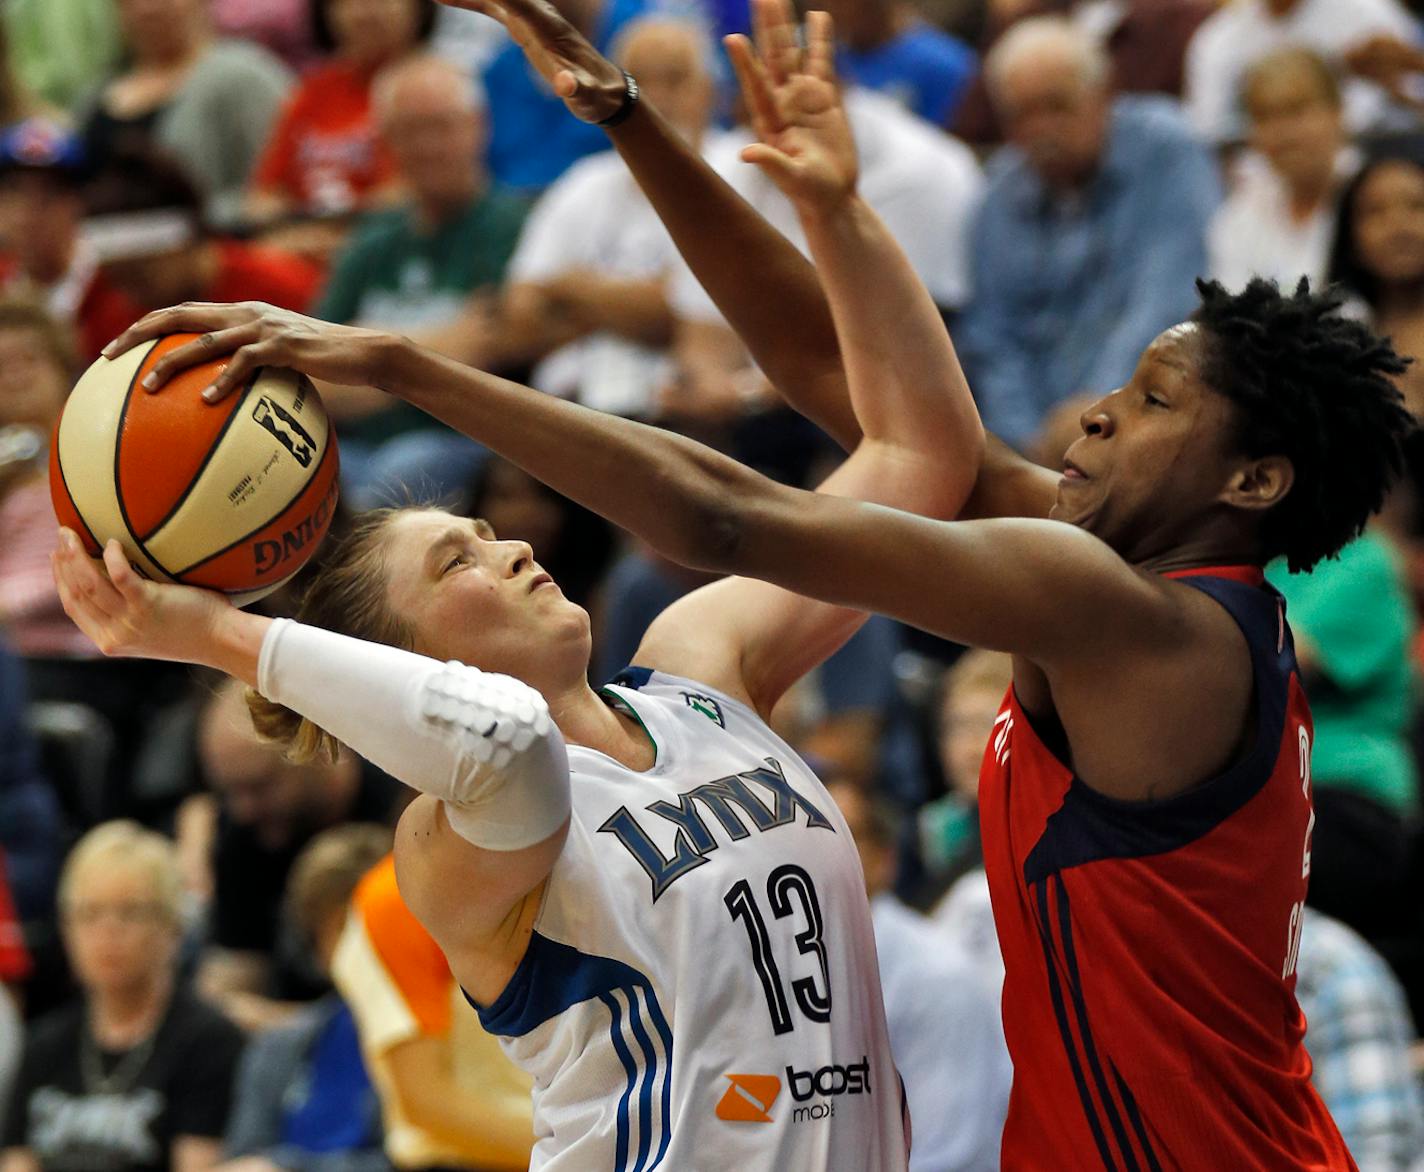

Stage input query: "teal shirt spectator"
[
  {"left": 958, "top": 95, "right": 1220, "bottom": 450},
  {"left": 1268, "top": 532, "right": 1418, "bottom": 816}
]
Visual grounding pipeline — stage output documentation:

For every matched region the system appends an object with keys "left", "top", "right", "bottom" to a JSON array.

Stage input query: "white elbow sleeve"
[
  {"left": 415, "top": 660, "right": 571, "bottom": 850},
  {"left": 257, "top": 619, "right": 570, "bottom": 851}
]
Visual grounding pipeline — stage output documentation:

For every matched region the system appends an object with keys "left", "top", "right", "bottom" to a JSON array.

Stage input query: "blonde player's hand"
[
  {"left": 436, "top": 0, "right": 629, "bottom": 124},
  {"left": 100, "top": 302, "right": 397, "bottom": 402},
  {"left": 728, "top": 1, "right": 859, "bottom": 216},
  {"left": 51, "top": 529, "right": 235, "bottom": 665}
]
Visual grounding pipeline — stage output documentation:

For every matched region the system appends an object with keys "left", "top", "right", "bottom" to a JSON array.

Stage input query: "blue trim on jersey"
[
  {"left": 609, "top": 665, "right": 655, "bottom": 690},
  {"left": 626, "top": 991, "right": 658, "bottom": 1172},
  {"left": 469, "top": 933, "right": 674, "bottom": 1170},
  {"left": 1113, "top": 1065, "right": 1163, "bottom": 1172},
  {"left": 1034, "top": 875, "right": 1163, "bottom": 1172},
  {"left": 475, "top": 931, "right": 650, "bottom": 1035},
  {"left": 1034, "top": 878, "right": 1117, "bottom": 1170},
  {"left": 600, "top": 991, "right": 635, "bottom": 1171},
  {"left": 1055, "top": 876, "right": 1143, "bottom": 1172},
  {"left": 1023, "top": 577, "right": 1295, "bottom": 884}
]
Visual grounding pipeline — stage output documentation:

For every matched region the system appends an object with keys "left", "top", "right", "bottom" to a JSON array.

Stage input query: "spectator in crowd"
[
  {"left": 220, "top": 825, "right": 393, "bottom": 1172},
  {"left": 332, "top": 855, "right": 533, "bottom": 1170},
  {"left": 1330, "top": 146, "right": 1424, "bottom": 417},
  {"left": 1208, "top": 48, "right": 1359, "bottom": 291},
  {"left": 1295, "top": 907, "right": 1424, "bottom": 1171},
  {"left": 0, "top": 22, "right": 48, "bottom": 137},
  {"left": 428, "top": 1, "right": 508, "bottom": 76},
  {"left": 499, "top": 15, "right": 716, "bottom": 418},
  {"left": 314, "top": 53, "right": 527, "bottom": 507},
  {"left": 1267, "top": 532, "right": 1417, "bottom": 948},
  {"left": 0, "top": 298, "right": 196, "bottom": 823},
  {"left": 2, "top": 0, "right": 121, "bottom": 115},
  {"left": 828, "top": 780, "right": 1011, "bottom": 1172},
  {"left": 2, "top": 821, "right": 245, "bottom": 1172},
  {"left": 194, "top": 678, "right": 405, "bottom": 1032},
  {"left": 211, "top": 0, "right": 316, "bottom": 71},
  {"left": 0, "top": 120, "right": 140, "bottom": 363},
  {"left": 80, "top": 0, "right": 292, "bottom": 227},
  {"left": 818, "top": 0, "right": 975, "bottom": 127},
  {"left": 1184, "top": 0, "right": 1419, "bottom": 144},
  {"left": 916, "top": 649, "right": 1014, "bottom": 897},
  {"left": 957, "top": 16, "right": 1219, "bottom": 451},
  {"left": 85, "top": 149, "right": 323, "bottom": 320},
  {"left": 950, "top": 0, "right": 1213, "bottom": 147},
  {"left": 0, "top": 302, "right": 91, "bottom": 663},
  {"left": 464, "top": 455, "right": 615, "bottom": 614},
  {"left": 245, "top": 0, "right": 437, "bottom": 231},
  {"left": 480, "top": 0, "right": 656, "bottom": 192},
  {"left": 0, "top": 638, "right": 62, "bottom": 927},
  {"left": 0, "top": 858, "right": 31, "bottom": 1139}
]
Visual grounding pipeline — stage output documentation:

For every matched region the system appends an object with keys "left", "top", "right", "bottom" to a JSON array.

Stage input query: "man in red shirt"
[
  {"left": 0, "top": 118, "right": 138, "bottom": 362},
  {"left": 83, "top": 148, "right": 322, "bottom": 317}
]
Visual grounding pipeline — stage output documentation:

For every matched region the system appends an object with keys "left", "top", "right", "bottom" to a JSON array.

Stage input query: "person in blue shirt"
[
  {"left": 958, "top": 15, "right": 1220, "bottom": 451},
  {"left": 0, "top": 636, "right": 61, "bottom": 926},
  {"left": 821, "top": 0, "right": 975, "bottom": 127},
  {"left": 481, "top": 0, "right": 658, "bottom": 192}
]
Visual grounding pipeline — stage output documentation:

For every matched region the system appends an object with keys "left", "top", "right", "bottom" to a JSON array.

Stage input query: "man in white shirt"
[
  {"left": 1208, "top": 47, "right": 1360, "bottom": 290},
  {"left": 1184, "top": 0, "right": 1418, "bottom": 143},
  {"left": 499, "top": 16, "right": 723, "bottom": 417},
  {"left": 828, "top": 781, "right": 1011, "bottom": 1172}
]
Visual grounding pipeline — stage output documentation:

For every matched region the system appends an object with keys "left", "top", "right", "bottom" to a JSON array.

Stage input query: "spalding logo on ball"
[{"left": 50, "top": 333, "right": 339, "bottom": 606}]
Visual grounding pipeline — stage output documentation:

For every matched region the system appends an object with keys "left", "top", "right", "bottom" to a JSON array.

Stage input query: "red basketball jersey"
[{"left": 979, "top": 566, "right": 1356, "bottom": 1170}]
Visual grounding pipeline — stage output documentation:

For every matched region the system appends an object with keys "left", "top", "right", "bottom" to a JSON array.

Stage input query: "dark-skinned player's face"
[{"left": 1051, "top": 324, "right": 1250, "bottom": 562}]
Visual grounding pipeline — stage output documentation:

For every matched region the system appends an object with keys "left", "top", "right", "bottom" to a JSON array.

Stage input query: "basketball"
[{"left": 49, "top": 333, "right": 340, "bottom": 606}]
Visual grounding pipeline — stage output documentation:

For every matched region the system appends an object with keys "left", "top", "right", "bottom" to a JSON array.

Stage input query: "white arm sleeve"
[{"left": 256, "top": 618, "right": 570, "bottom": 851}]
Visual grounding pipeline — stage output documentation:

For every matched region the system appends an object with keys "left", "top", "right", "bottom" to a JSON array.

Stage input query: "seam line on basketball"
[
  {"left": 54, "top": 449, "right": 103, "bottom": 553},
  {"left": 170, "top": 439, "right": 338, "bottom": 578},
  {"left": 134, "top": 366, "right": 263, "bottom": 542},
  {"left": 111, "top": 345, "right": 160, "bottom": 568}
]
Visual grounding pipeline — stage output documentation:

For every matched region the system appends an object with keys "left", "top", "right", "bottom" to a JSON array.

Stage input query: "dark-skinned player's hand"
[
  {"left": 101, "top": 302, "right": 397, "bottom": 401},
  {"left": 435, "top": 0, "right": 629, "bottom": 123}
]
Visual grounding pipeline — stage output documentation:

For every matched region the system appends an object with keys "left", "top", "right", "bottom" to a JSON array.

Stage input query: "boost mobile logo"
[
  {"left": 716, "top": 1074, "right": 781, "bottom": 1123},
  {"left": 716, "top": 1059, "right": 871, "bottom": 1125}
]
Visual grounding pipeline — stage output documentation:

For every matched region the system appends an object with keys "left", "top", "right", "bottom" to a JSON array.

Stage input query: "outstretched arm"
[
  {"left": 106, "top": 306, "right": 1165, "bottom": 677},
  {"left": 440, "top": 0, "right": 1055, "bottom": 518},
  {"left": 50, "top": 535, "right": 567, "bottom": 1000},
  {"left": 630, "top": 1, "right": 983, "bottom": 712},
  {"left": 443, "top": 0, "right": 855, "bottom": 446}
]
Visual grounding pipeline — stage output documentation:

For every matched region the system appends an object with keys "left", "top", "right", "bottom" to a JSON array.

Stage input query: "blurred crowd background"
[{"left": 3, "top": 0, "right": 1424, "bottom": 1169}]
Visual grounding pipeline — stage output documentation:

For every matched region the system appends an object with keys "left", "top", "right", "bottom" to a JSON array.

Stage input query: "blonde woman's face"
[
  {"left": 63, "top": 863, "right": 177, "bottom": 994},
  {"left": 381, "top": 510, "right": 591, "bottom": 683}
]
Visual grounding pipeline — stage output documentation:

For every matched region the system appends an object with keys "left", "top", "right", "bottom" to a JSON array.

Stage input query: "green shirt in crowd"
[
  {"left": 4, "top": 0, "right": 121, "bottom": 113},
  {"left": 316, "top": 188, "right": 529, "bottom": 447},
  {"left": 1268, "top": 532, "right": 1418, "bottom": 816}
]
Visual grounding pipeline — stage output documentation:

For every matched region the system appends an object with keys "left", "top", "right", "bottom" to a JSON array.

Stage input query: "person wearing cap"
[
  {"left": 84, "top": 147, "right": 321, "bottom": 322},
  {"left": 0, "top": 118, "right": 140, "bottom": 363}
]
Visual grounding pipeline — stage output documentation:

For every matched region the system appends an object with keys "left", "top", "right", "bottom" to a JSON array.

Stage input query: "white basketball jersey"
[{"left": 472, "top": 669, "right": 909, "bottom": 1171}]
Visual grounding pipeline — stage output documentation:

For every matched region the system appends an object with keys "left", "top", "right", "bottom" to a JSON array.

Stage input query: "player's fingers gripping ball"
[{"left": 50, "top": 333, "right": 339, "bottom": 605}]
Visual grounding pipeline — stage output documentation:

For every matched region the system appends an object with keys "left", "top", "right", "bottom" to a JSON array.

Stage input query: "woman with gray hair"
[{"left": 1, "top": 822, "right": 245, "bottom": 1172}]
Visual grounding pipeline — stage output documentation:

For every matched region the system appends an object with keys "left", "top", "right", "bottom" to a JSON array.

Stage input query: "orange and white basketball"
[{"left": 49, "top": 333, "right": 340, "bottom": 606}]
